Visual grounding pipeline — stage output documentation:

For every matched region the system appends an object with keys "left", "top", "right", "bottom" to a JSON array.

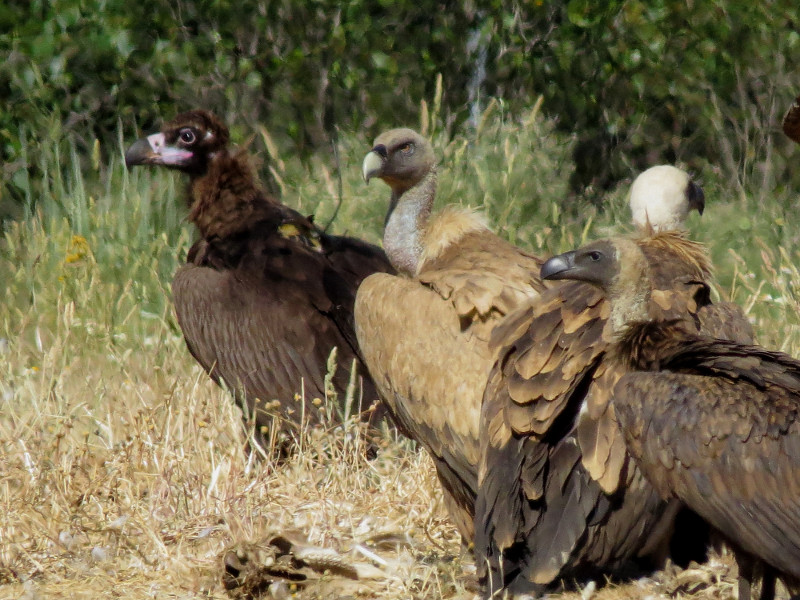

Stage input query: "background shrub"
[{"left": 3, "top": 1, "right": 800, "bottom": 219}]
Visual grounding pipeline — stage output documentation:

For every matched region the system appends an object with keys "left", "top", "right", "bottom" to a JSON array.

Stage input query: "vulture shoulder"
[
  {"left": 612, "top": 320, "right": 800, "bottom": 580},
  {"left": 418, "top": 208, "right": 546, "bottom": 325}
]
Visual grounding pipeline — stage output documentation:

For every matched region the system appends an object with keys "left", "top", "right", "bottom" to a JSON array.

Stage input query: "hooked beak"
[
  {"left": 362, "top": 146, "right": 387, "bottom": 183},
  {"left": 125, "top": 133, "right": 194, "bottom": 168},
  {"left": 540, "top": 251, "right": 578, "bottom": 281},
  {"left": 687, "top": 181, "right": 705, "bottom": 216}
]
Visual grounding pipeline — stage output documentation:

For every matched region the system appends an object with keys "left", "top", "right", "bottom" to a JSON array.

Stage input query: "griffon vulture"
[
  {"left": 475, "top": 166, "right": 754, "bottom": 597},
  {"left": 354, "top": 128, "right": 547, "bottom": 541},
  {"left": 125, "top": 110, "right": 393, "bottom": 450},
  {"left": 541, "top": 237, "right": 799, "bottom": 600}
]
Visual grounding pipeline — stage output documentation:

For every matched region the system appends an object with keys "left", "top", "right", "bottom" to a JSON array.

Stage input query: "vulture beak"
[
  {"left": 540, "top": 251, "right": 577, "bottom": 281},
  {"left": 687, "top": 181, "right": 705, "bottom": 216},
  {"left": 362, "top": 146, "right": 387, "bottom": 183},
  {"left": 125, "top": 133, "right": 194, "bottom": 168}
]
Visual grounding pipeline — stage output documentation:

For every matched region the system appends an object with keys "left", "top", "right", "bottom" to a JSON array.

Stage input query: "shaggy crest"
[
  {"left": 418, "top": 205, "right": 489, "bottom": 272},
  {"left": 638, "top": 230, "right": 714, "bottom": 280}
]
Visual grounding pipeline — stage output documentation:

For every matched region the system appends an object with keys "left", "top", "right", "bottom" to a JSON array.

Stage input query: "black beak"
[
  {"left": 125, "top": 137, "right": 156, "bottom": 168},
  {"left": 687, "top": 181, "right": 705, "bottom": 215},
  {"left": 540, "top": 251, "right": 577, "bottom": 280}
]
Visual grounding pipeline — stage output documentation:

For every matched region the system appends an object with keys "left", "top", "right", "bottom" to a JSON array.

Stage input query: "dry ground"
[{"left": 0, "top": 327, "right": 790, "bottom": 600}]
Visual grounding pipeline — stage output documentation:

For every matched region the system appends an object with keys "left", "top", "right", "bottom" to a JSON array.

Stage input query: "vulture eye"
[
  {"left": 179, "top": 129, "right": 197, "bottom": 144},
  {"left": 399, "top": 142, "right": 415, "bottom": 155},
  {"left": 588, "top": 251, "right": 602, "bottom": 262}
]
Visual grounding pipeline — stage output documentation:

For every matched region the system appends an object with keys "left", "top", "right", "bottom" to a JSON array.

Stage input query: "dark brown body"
[
  {"left": 475, "top": 233, "right": 754, "bottom": 596},
  {"left": 613, "top": 320, "right": 800, "bottom": 598},
  {"left": 126, "top": 110, "right": 394, "bottom": 449}
]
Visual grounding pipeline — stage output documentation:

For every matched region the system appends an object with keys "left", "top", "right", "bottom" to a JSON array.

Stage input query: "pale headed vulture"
[
  {"left": 125, "top": 110, "right": 394, "bottom": 450},
  {"left": 354, "top": 128, "right": 547, "bottom": 542},
  {"left": 475, "top": 166, "right": 753, "bottom": 597},
  {"left": 541, "top": 237, "right": 800, "bottom": 600}
]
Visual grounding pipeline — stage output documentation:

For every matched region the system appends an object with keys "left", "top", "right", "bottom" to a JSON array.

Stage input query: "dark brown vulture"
[
  {"left": 354, "top": 128, "right": 547, "bottom": 541},
  {"left": 475, "top": 166, "right": 754, "bottom": 597},
  {"left": 540, "top": 237, "right": 800, "bottom": 600},
  {"left": 783, "top": 94, "right": 800, "bottom": 144},
  {"left": 125, "top": 110, "right": 394, "bottom": 450}
]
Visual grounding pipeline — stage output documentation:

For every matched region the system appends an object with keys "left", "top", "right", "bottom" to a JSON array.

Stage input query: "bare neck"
[
  {"left": 382, "top": 168, "right": 437, "bottom": 275},
  {"left": 606, "top": 250, "right": 653, "bottom": 337}
]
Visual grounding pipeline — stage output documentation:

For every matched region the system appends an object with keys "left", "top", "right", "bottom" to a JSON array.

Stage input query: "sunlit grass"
[{"left": 1, "top": 101, "right": 800, "bottom": 598}]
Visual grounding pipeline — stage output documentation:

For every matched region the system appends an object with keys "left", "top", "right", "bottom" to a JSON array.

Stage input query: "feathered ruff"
[
  {"left": 635, "top": 230, "right": 713, "bottom": 282},
  {"left": 418, "top": 205, "right": 489, "bottom": 271}
]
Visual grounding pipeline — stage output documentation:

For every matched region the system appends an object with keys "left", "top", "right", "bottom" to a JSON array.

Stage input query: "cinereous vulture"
[
  {"left": 354, "top": 128, "right": 547, "bottom": 541},
  {"left": 475, "top": 166, "right": 754, "bottom": 597},
  {"left": 125, "top": 110, "right": 394, "bottom": 450},
  {"left": 541, "top": 237, "right": 799, "bottom": 600}
]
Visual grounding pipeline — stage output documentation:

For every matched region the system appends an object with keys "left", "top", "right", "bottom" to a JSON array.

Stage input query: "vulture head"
[
  {"left": 542, "top": 238, "right": 651, "bottom": 332},
  {"left": 362, "top": 128, "right": 435, "bottom": 195},
  {"left": 125, "top": 110, "right": 230, "bottom": 176},
  {"left": 629, "top": 165, "right": 704, "bottom": 233}
]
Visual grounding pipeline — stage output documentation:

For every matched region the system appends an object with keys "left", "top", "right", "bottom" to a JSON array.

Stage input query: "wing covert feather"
[
  {"left": 615, "top": 369, "right": 800, "bottom": 578},
  {"left": 173, "top": 262, "right": 362, "bottom": 429}
]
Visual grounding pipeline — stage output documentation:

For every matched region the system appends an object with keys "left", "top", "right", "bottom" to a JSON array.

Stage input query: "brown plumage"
[
  {"left": 475, "top": 168, "right": 754, "bottom": 596},
  {"left": 543, "top": 238, "right": 800, "bottom": 600},
  {"left": 125, "top": 110, "right": 394, "bottom": 449},
  {"left": 783, "top": 94, "right": 800, "bottom": 144},
  {"left": 354, "top": 128, "right": 546, "bottom": 541}
]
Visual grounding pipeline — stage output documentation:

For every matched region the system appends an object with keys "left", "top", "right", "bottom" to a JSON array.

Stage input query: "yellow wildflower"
[{"left": 64, "top": 234, "right": 91, "bottom": 265}]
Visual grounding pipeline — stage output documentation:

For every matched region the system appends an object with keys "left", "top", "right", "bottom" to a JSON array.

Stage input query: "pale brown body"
[{"left": 356, "top": 129, "right": 545, "bottom": 540}]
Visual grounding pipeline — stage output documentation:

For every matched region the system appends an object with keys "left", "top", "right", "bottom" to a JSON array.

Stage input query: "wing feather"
[
  {"left": 476, "top": 234, "right": 743, "bottom": 591},
  {"left": 615, "top": 368, "right": 800, "bottom": 578}
]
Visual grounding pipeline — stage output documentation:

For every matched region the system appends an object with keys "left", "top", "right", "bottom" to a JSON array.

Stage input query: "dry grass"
[
  {"left": 2, "top": 104, "right": 800, "bottom": 599},
  {"left": 0, "top": 331, "right": 472, "bottom": 599}
]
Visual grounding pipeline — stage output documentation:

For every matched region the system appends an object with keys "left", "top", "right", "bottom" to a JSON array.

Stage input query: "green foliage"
[
  {"left": 4, "top": 1, "right": 800, "bottom": 221},
  {"left": 3, "top": 105, "right": 800, "bottom": 369}
]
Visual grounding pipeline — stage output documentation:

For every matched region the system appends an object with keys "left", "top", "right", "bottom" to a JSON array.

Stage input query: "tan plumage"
[
  {"left": 355, "top": 128, "right": 546, "bottom": 540},
  {"left": 546, "top": 238, "right": 800, "bottom": 600},
  {"left": 125, "top": 110, "right": 394, "bottom": 450},
  {"left": 475, "top": 167, "right": 753, "bottom": 596}
]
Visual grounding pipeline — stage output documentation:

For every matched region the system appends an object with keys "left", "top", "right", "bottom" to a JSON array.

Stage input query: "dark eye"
[
  {"left": 179, "top": 129, "right": 196, "bottom": 144},
  {"left": 399, "top": 142, "right": 414, "bottom": 155},
  {"left": 588, "top": 251, "right": 602, "bottom": 261}
]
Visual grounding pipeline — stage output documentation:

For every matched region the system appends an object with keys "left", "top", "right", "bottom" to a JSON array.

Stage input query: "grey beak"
[
  {"left": 540, "top": 251, "right": 577, "bottom": 280},
  {"left": 125, "top": 137, "right": 156, "bottom": 168},
  {"left": 362, "top": 150, "right": 384, "bottom": 183}
]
